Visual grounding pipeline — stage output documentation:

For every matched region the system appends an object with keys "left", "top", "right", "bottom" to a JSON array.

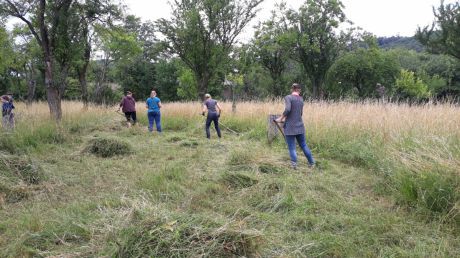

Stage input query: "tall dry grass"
[{"left": 14, "top": 100, "right": 460, "bottom": 136}]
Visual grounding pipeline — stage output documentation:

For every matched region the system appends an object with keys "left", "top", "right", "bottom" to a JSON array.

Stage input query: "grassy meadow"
[{"left": 0, "top": 101, "right": 459, "bottom": 257}]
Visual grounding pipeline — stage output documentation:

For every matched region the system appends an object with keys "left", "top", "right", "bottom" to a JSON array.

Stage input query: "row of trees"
[{"left": 0, "top": 0, "right": 459, "bottom": 120}]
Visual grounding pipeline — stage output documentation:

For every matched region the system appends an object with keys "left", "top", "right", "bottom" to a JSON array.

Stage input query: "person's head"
[
  {"left": 291, "top": 83, "right": 301, "bottom": 93},
  {"left": 150, "top": 90, "right": 157, "bottom": 98},
  {"left": 205, "top": 93, "right": 211, "bottom": 99},
  {"left": 126, "top": 91, "right": 132, "bottom": 96}
]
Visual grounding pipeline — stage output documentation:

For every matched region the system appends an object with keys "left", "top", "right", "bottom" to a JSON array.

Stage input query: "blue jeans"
[
  {"left": 148, "top": 111, "right": 162, "bottom": 132},
  {"left": 285, "top": 134, "right": 314, "bottom": 165},
  {"left": 205, "top": 112, "right": 221, "bottom": 139}
]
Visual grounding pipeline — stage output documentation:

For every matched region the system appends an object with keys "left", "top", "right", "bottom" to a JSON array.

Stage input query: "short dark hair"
[{"left": 292, "top": 83, "right": 301, "bottom": 90}]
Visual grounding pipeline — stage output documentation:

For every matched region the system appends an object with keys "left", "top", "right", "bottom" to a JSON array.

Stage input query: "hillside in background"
[{"left": 377, "top": 36, "right": 425, "bottom": 52}]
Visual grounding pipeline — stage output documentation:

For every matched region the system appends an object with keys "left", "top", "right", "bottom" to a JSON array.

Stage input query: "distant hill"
[{"left": 377, "top": 36, "right": 425, "bottom": 52}]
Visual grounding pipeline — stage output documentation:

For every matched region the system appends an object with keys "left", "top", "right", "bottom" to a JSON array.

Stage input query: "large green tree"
[
  {"left": 326, "top": 47, "right": 400, "bottom": 98},
  {"left": 253, "top": 3, "right": 292, "bottom": 96},
  {"left": 286, "top": 0, "right": 349, "bottom": 99},
  {"left": 416, "top": 0, "right": 460, "bottom": 60},
  {"left": 0, "top": 0, "right": 96, "bottom": 120},
  {"left": 157, "top": 0, "right": 263, "bottom": 100},
  {"left": 72, "top": 0, "right": 121, "bottom": 107},
  {"left": 0, "top": 26, "right": 14, "bottom": 93}
]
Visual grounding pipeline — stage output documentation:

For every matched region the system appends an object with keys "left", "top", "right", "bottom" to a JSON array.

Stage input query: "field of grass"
[{"left": 0, "top": 101, "right": 459, "bottom": 257}]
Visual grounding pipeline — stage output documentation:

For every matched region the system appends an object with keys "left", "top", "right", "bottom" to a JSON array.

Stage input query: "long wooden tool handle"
[{"left": 273, "top": 120, "right": 285, "bottom": 138}]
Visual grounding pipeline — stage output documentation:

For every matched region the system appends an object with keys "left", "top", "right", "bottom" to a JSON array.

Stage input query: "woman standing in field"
[
  {"left": 118, "top": 91, "right": 137, "bottom": 127},
  {"left": 146, "top": 90, "right": 162, "bottom": 133},
  {"left": 202, "top": 93, "right": 222, "bottom": 139},
  {"left": 275, "top": 83, "right": 315, "bottom": 170}
]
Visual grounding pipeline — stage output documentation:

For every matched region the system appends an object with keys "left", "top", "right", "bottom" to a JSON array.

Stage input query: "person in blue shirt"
[{"left": 146, "top": 90, "right": 162, "bottom": 133}]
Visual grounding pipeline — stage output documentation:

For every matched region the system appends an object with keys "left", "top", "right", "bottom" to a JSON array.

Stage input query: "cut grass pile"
[
  {"left": 0, "top": 152, "right": 44, "bottom": 204},
  {"left": 85, "top": 137, "right": 133, "bottom": 158},
  {"left": 115, "top": 214, "right": 262, "bottom": 258}
]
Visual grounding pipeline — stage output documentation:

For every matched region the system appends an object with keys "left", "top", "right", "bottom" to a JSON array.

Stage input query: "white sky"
[{"left": 124, "top": 0, "right": 457, "bottom": 41}]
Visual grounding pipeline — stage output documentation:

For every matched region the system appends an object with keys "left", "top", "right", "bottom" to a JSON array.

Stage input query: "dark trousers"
[
  {"left": 124, "top": 111, "right": 137, "bottom": 123},
  {"left": 206, "top": 112, "right": 221, "bottom": 139}
]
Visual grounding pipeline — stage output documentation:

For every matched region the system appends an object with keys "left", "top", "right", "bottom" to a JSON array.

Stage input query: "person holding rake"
[{"left": 275, "top": 83, "right": 315, "bottom": 170}]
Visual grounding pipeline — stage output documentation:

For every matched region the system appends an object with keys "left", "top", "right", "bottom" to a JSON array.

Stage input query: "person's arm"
[
  {"left": 275, "top": 96, "right": 290, "bottom": 123},
  {"left": 202, "top": 103, "right": 207, "bottom": 116},
  {"left": 158, "top": 101, "right": 162, "bottom": 109},
  {"left": 216, "top": 102, "right": 222, "bottom": 116},
  {"left": 146, "top": 99, "right": 149, "bottom": 109},
  {"left": 118, "top": 98, "right": 123, "bottom": 111}
]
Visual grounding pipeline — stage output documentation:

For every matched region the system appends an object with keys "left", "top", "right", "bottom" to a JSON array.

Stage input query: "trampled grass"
[{"left": 0, "top": 101, "right": 459, "bottom": 257}]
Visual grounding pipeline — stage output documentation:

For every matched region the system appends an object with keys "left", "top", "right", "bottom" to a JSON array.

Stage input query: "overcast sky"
[{"left": 124, "top": 0, "right": 456, "bottom": 41}]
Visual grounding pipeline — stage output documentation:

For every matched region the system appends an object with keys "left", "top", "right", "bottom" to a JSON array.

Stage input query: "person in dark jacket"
[
  {"left": 1, "top": 93, "right": 15, "bottom": 130},
  {"left": 118, "top": 91, "right": 137, "bottom": 127},
  {"left": 275, "top": 83, "right": 315, "bottom": 170},
  {"left": 202, "top": 93, "right": 222, "bottom": 139}
]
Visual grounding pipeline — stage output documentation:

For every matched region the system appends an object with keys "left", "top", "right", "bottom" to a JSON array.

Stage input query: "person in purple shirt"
[
  {"left": 118, "top": 91, "right": 137, "bottom": 127},
  {"left": 275, "top": 83, "right": 315, "bottom": 170},
  {"left": 146, "top": 90, "right": 162, "bottom": 133}
]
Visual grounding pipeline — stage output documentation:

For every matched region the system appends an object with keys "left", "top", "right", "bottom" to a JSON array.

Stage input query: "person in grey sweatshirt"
[{"left": 275, "top": 83, "right": 315, "bottom": 170}]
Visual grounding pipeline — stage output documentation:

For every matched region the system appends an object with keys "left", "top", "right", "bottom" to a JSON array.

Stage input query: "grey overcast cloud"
[{"left": 124, "top": 0, "right": 457, "bottom": 41}]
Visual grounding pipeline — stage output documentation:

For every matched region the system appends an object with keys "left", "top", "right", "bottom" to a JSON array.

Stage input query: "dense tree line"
[{"left": 0, "top": 0, "right": 459, "bottom": 120}]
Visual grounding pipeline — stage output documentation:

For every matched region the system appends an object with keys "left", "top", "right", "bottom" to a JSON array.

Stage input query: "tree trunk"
[
  {"left": 78, "top": 22, "right": 91, "bottom": 108},
  {"left": 25, "top": 63, "right": 36, "bottom": 106},
  {"left": 311, "top": 78, "right": 319, "bottom": 99},
  {"left": 197, "top": 71, "right": 210, "bottom": 101},
  {"left": 94, "top": 57, "right": 110, "bottom": 105},
  {"left": 44, "top": 61, "right": 62, "bottom": 120},
  {"left": 26, "top": 79, "right": 36, "bottom": 106}
]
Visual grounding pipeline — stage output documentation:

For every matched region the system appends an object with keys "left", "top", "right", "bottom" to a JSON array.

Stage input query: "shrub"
[{"left": 395, "top": 69, "right": 431, "bottom": 99}]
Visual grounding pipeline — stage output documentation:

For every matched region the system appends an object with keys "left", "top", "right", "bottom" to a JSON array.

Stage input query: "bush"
[
  {"left": 85, "top": 138, "right": 132, "bottom": 158},
  {"left": 395, "top": 69, "right": 431, "bottom": 100}
]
